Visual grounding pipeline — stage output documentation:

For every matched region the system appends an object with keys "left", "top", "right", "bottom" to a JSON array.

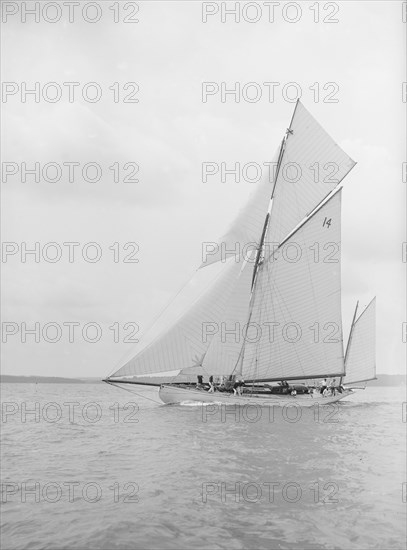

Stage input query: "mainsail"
[
  {"left": 241, "top": 189, "right": 345, "bottom": 382},
  {"left": 342, "top": 298, "right": 376, "bottom": 386}
]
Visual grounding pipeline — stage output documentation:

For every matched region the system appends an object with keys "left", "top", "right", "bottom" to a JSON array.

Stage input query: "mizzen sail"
[{"left": 342, "top": 298, "right": 376, "bottom": 386}]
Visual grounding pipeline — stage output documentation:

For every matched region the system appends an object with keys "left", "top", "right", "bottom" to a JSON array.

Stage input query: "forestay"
[
  {"left": 201, "top": 256, "right": 254, "bottom": 375},
  {"left": 110, "top": 258, "right": 248, "bottom": 378},
  {"left": 199, "top": 149, "right": 280, "bottom": 268}
]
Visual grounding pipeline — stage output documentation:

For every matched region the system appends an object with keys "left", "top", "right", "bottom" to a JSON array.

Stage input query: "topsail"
[
  {"left": 201, "top": 101, "right": 356, "bottom": 267},
  {"left": 267, "top": 101, "right": 356, "bottom": 245}
]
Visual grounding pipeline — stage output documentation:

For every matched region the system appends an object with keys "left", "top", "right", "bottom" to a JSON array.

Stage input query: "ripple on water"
[{"left": 1, "top": 384, "right": 405, "bottom": 550}]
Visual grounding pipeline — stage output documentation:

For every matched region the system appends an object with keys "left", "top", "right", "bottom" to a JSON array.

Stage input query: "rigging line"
[
  {"left": 106, "top": 381, "right": 163, "bottom": 405},
  {"left": 265, "top": 106, "right": 297, "bottom": 243},
  {"left": 247, "top": 260, "right": 271, "bottom": 379},
  {"left": 270, "top": 266, "right": 282, "bottom": 375},
  {"left": 268, "top": 252, "right": 342, "bottom": 382},
  {"left": 106, "top": 265, "right": 200, "bottom": 377},
  {"left": 251, "top": 322, "right": 263, "bottom": 390},
  {"left": 230, "top": 262, "right": 260, "bottom": 376},
  {"left": 234, "top": 116, "right": 295, "bottom": 378},
  {"left": 249, "top": 357, "right": 259, "bottom": 395},
  {"left": 248, "top": 257, "right": 277, "bottom": 377},
  {"left": 264, "top": 197, "right": 343, "bottom": 376},
  {"left": 253, "top": 267, "right": 269, "bottom": 376},
  {"left": 301, "top": 228, "right": 325, "bottom": 363},
  {"left": 270, "top": 107, "right": 297, "bottom": 200},
  {"left": 177, "top": 364, "right": 211, "bottom": 380},
  {"left": 342, "top": 299, "right": 375, "bottom": 385},
  {"left": 267, "top": 271, "right": 278, "bottom": 376},
  {"left": 251, "top": 213, "right": 270, "bottom": 290},
  {"left": 237, "top": 149, "right": 294, "bottom": 372},
  {"left": 239, "top": 114, "right": 298, "bottom": 378},
  {"left": 352, "top": 297, "right": 376, "bottom": 327},
  {"left": 243, "top": 285, "right": 263, "bottom": 384},
  {"left": 271, "top": 277, "right": 296, "bottom": 374},
  {"left": 235, "top": 254, "right": 269, "bottom": 377},
  {"left": 110, "top": 258, "right": 241, "bottom": 378},
  {"left": 268, "top": 273, "right": 313, "bottom": 379},
  {"left": 277, "top": 187, "right": 343, "bottom": 251},
  {"left": 344, "top": 301, "right": 359, "bottom": 367},
  {"left": 204, "top": 255, "right": 253, "bottom": 372},
  {"left": 248, "top": 261, "right": 274, "bottom": 380}
]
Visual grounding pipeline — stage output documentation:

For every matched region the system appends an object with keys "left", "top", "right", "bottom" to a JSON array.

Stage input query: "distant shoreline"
[
  {"left": 0, "top": 374, "right": 405, "bottom": 386},
  {"left": 0, "top": 375, "right": 103, "bottom": 384}
]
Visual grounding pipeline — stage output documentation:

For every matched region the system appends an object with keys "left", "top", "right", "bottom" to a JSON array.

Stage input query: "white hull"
[{"left": 159, "top": 384, "right": 353, "bottom": 407}]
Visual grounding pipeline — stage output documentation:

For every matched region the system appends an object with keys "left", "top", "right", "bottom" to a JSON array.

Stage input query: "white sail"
[
  {"left": 201, "top": 256, "right": 255, "bottom": 375},
  {"left": 106, "top": 101, "right": 370, "bottom": 393},
  {"left": 110, "top": 257, "right": 248, "bottom": 378},
  {"left": 342, "top": 298, "right": 376, "bottom": 385},
  {"left": 199, "top": 149, "right": 279, "bottom": 268},
  {"left": 267, "top": 101, "right": 356, "bottom": 246},
  {"left": 241, "top": 189, "right": 345, "bottom": 381},
  {"left": 201, "top": 101, "right": 356, "bottom": 270}
]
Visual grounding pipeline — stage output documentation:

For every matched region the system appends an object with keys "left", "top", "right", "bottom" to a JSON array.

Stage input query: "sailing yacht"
[{"left": 104, "top": 101, "right": 376, "bottom": 406}]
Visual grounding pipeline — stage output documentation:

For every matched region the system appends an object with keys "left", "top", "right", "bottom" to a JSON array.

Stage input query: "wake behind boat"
[{"left": 104, "top": 101, "right": 376, "bottom": 406}]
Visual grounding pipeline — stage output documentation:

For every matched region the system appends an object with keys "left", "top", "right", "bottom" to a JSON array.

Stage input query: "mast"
[
  {"left": 253, "top": 100, "right": 300, "bottom": 280},
  {"left": 251, "top": 213, "right": 270, "bottom": 290},
  {"left": 233, "top": 112, "right": 297, "bottom": 376},
  {"left": 251, "top": 120, "right": 295, "bottom": 289},
  {"left": 340, "top": 301, "right": 359, "bottom": 385}
]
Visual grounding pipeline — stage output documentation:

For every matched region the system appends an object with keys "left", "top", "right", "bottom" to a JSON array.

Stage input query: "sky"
[{"left": 1, "top": 0, "right": 406, "bottom": 378}]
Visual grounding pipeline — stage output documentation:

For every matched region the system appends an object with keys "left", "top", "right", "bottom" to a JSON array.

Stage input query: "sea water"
[{"left": 1, "top": 383, "right": 406, "bottom": 550}]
